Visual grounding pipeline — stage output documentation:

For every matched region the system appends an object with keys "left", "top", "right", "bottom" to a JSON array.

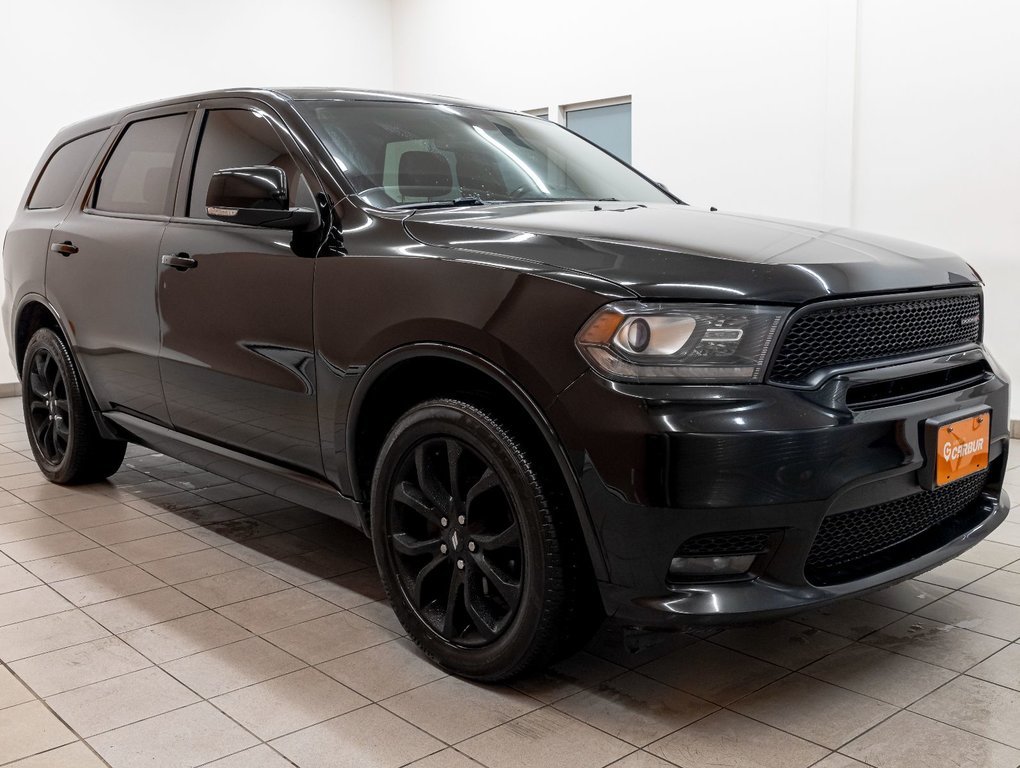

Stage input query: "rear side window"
[
  {"left": 27, "top": 130, "right": 108, "bottom": 210},
  {"left": 93, "top": 114, "right": 188, "bottom": 216}
]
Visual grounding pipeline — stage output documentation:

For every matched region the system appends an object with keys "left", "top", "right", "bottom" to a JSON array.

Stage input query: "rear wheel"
[
  {"left": 371, "top": 398, "right": 593, "bottom": 681},
  {"left": 22, "top": 328, "right": 126, "bottom": 484}
]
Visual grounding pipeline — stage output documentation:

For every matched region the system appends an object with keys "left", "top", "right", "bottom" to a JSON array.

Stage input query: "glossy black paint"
[{"left": 2, "top": 88, "right": 1010, "bottom": 630}]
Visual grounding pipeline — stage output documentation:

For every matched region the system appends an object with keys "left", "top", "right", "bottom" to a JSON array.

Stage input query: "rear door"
[
  {"left": 47, "top": 108, "right": 193, "bottom": 424},
  {"left": 156, "top": 103, "right": 323, "bottom": 474}
]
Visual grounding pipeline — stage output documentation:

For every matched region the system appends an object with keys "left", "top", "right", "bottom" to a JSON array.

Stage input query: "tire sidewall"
[{"left": 371, "top": 400, "right": 550, "bottom": 679}]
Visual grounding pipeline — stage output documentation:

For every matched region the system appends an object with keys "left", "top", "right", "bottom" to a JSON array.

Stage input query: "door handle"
[
  {"left": 161, "top": 253, "right": 198, "bottom": 271},
  {"left": 50, "top": 241, "right": 78, "bottom": 256}
]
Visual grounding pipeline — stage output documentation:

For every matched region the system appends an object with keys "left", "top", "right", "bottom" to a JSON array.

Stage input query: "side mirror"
[{"left": 206, "top": 166, "right": 317, "bottom": 230}]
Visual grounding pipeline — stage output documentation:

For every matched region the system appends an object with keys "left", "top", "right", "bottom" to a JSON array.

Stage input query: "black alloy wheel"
[
  {"left": 387, "top": 435, "right": 523, "bottom": 647},
  {"left": 21, "top": 328, "right": 126, "bottom": 484},
  {"left": 371, "top": 398, "right": 594, "bottom": 681}
]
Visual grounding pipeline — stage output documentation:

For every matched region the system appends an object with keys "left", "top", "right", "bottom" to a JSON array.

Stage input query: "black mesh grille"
[
  {"left": 771, "top": 293, "right": 981, "bottom": 385},
  {"left": 806, "top": 471, "right": 989, "bottom": 585},
  {"left": 677, "top": 531, "right": 772, "bottom": 557}
]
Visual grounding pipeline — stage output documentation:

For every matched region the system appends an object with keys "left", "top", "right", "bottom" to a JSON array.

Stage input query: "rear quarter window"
[{"left": 27, "top": 130, "right": 109, "bottom": 210}]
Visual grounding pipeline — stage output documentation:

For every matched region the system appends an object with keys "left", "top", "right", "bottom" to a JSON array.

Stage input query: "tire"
[
  {"left": 370, "top": 398, "right": 592, "bottom": 681},
  {"left": 21, "top": 328, "right": 126, "bottom": 484}
]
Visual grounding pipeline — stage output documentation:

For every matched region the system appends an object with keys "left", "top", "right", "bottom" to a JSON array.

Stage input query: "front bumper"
[{"left": 550, "top": 347, "right": 1011, "bottom": 627}]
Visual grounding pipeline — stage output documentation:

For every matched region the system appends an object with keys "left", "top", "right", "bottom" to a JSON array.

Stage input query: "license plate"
[{"left": 934, "top": 412, "right": 990, "bottom": 486}]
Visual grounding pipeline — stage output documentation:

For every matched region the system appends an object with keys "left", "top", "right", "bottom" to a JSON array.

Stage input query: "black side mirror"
[{"left": 206, "top": 166, "right": 317, "bottom": 230}]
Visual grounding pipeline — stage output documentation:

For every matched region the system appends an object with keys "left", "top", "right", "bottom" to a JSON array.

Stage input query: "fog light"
[{"left": 669, "top": 554, "right": 756, "bottom": 577}]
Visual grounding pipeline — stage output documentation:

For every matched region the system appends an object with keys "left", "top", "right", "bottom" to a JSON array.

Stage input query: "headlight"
[{"left": 576, "top": 302, "right": 790, "bottom": 383}]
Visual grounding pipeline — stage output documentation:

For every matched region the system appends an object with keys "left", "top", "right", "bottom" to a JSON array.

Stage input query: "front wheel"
[
  {"left": 22, "top": 328, "right": 126, "bottom": 484},
  {"left": 371, "top": 398, "right": 590, "bottom": 681}
]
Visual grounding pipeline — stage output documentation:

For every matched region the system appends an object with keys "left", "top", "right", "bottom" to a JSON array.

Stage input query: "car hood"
[{"left": 404, "top": 202, "right": 979, "bottom": 304}]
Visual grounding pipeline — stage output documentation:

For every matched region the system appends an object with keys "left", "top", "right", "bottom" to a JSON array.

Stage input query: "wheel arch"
[{"left": 347, "top": 342, "right": 608, "bottom": 581}]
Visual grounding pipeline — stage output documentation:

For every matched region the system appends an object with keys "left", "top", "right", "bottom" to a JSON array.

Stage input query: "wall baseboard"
[
  {"left": 1012, "top": 420, "right": 1020, "bottom": 440},
  {"left": 0, "top": 382, "right": 20, "bottom": 398}
]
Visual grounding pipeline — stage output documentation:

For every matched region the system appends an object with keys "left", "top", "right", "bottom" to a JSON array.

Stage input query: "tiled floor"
[{"left": 0, "top": 394, "right": 1017, "bottom": 767}]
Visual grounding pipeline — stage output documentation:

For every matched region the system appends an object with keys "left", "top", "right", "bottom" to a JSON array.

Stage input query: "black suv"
[{"left": 3, "top": 88, "right": 1011, "bottom": 680}]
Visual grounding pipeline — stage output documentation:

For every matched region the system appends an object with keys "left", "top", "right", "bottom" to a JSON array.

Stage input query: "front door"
[
  {"left": 157, "top": 106, "right": 322, "bottom": 474},
  {"left": 47, "top": 110, "right": 192, "bottom": 425}
]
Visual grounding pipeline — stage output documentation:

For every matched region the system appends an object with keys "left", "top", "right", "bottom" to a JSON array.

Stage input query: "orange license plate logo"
[{"left": 936, "top": 413, "right": 990, "bottom": 486}]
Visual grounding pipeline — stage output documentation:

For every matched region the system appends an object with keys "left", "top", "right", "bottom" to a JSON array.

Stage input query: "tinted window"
[
  {"left": 189, "top": 109, "right": 313, "bottom": 219},
  {"left": 566, "top": 103, "right": 632, "bottom": 164},
  {"left": 94, "top": 114, "right": 187, "bottom": 215},
  {"left": 28, "top": 130, "right": 108, "bottom": 210}
]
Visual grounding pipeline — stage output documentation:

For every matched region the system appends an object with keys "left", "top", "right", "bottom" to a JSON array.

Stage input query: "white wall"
[
  {"left": 391, "top": 0, "right": 1020, "bottom": 419},
  {"left": 0, "top": 0, "right": 394, "bottom": 381}
]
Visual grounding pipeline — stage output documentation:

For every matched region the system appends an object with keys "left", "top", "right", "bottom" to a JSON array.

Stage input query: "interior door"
[
  {"left": 157, "top": 107, "right": 323, "bottom": 474},
  {"left": 47, "top": 111, "right": 192, "bottom": 424}
]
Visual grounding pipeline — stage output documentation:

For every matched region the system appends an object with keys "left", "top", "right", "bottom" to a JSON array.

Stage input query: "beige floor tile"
[
  {"left": 0, "top": 471, "right": 48, "bottom": 491},
  {"left": 175, "top": 565, "right": 290, "bottom": 608},
  {"left": 810, "top": 755, "right": 871, "bottom": 768},
  {"left": 53, "top": 503, "right": 144, "bottom": 531},
  {"left": 82, "top": 517, "right": 176, "bottom": 547},
  {"left": 4, "top": 741, "right": 109, "bottom": 768},
  {"left": 349, "top": 599, "right": 405, "bottom": 635},
  {"left": 0, "top": 530, "right": 98, "bottom": 563},
  {"left": 731, "top": 672, "right": 896, "bottom": 749},
  {"left": 162, "top": 635, "right": 304, "bottom": 698},
  {"left": 216, "top": 587, "right": 340, "bottom": 634},
  {"left": 151, "top": 504, "right": 244, "bottom": 531},
  {"left": 31, "top": 493, "right": 115, "bottom": 517},
  {"left": 916, "top": 558, "right": 995, "bottom": 589},
  {"left": 0, "top": 585, "right": 72, "bottom": 627},
  {"left": 89, "top": 701, "right": 258, "bottom": 768},
  {"left": 844, "top": 710, "right": 1020, "bottom": 768},
  {"left": 969, "top": 643, "right": 1020, "bottom": 690},
  {"left": 83, "top": 586, "right": 204, "bottom": 634},
  {"left": 46, "top": 666, "right": 200, "bottom": 737},
  {"left": 106, "top": 531, "right": 207, "bottom": 564},
  {"left": 0, "top": 664, "right": 33, "bottom": 709},
  {"left": 259, "top": 548, "right": 364, "bottom": 586},
  {"left": 271, "top": 704, "right": 448, "bottom": 768},
  {"left": 0, "top": 609, "right": 110, "bottom": 661},
  {"left": 384, "top": 675, "right": 541, "bottom": 744},
  {"left": 406, "top": 748, "right": 486, "bottom": 767},
  {"left": 605, "top": 752, "right": 675, "bottom": 768},
  {"left": 791, "top": 598, "right": 906, "bottom": 640},
  {"left": 861, "top": 579, "right": 952, "bottom": 612},
  {"left": 50, "top": 565, "right": 165, "bottom": 607},
  {"left": 139, "top": 547, "right": 247, "bottom": 585},
  {"left": 23, "top": 547, "right": 129, "bottom": 582},
  {"left": 461, "top": 707, "right": 631, "bottom": 768},
  {"left": 0, "top": 701, "right": 77, "bottom": 764},
  {"left": 555, "top": 671, "right": 716, "bottom": 747},
  {"left": 264, "top": 611, "right": 397, "bottom": 664},
  {"left": 648, "top": 709, "right": 828, "bottom": 768},
  {"left": 212, "top": 667, "right": 368, "bottom": 740},
  {"left": 916, "top": 590, "right": 1020, "bottom": 641},
  {"left": 863, "top": 616, "right": 1007, "bottom": 671},
  {"left": 219, "top": 531, "right": 317, "bottom": 565},
  {"left": 637, "top": 640, "right": 787, "bottom": 705},
  {"left": 962, "top": 569, "right": 1020, "bottom": 605},
  {"left": 186, "top": 518, "right": 284, "bottom": 549},
  {"left": 710, "top": 619, "right": 850, "bottom": 669},
  {"left": 124, "top": 491, "right": 212, "bottom": 516},
  {"left": 0, "top": 516, "right": 69, "bottom": 545},
  {"left": 318, "top": 637, "right": 447, "bottom": 700},
  {"left": 302, "top": 568, "right": 387, "bottom": 609},
  {"left": 0, "top": 563, "right": 41, "bottom": 594},
  {"left": 120, "top": 610, "right": 251, "bottom": 664},
  {"left": 910, "top": 675, "right": 1020, "bottom": 748},
  {"left": 957, "top": 539, "right": 1020, "bottom": 568},
  {"left": 0, "top": 503, "right": 46, "bottom": 525},
  {"left": 10, "top": 636, "right": 150, "bottom": 697},
  {"left": 802, "top": 642, "right": 956, "bottom": 707},
  {"left": 11, "top": 482, "right": 78, "bottom": 502},
  {"left": 0, "top": 461, "right": 46, "bottom": 480},
  {"left": 202, "top": 745, "right": 296, "bottom": 767},
  {"left": 512, "top": 651, "right": 627, "bottom": 705},
  {"left": 987, "top": 521, "right": 1020, "bottom": 547}
]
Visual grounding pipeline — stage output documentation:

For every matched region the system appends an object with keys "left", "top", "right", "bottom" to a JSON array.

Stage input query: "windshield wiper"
[{"left": 393, "top": 195, "right": 488, "bottom": 210}]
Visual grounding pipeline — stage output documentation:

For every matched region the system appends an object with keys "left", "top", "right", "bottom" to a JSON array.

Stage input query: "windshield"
[{"left": 295, "top": 101, "right": 676, "bottom": 209}]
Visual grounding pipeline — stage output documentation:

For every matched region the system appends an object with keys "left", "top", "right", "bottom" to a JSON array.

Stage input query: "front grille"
[
  {"left": 806, "top": 470, "right": 989, "bottom": 585},
  {"left": 676, "top": 531, "right": 772, "bottom": 557},
  {"left": 771, "top": 292, "right": 981, "bottom": 385}
]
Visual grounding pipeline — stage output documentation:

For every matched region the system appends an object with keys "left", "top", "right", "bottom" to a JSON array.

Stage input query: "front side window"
[
  {"left": 93, "top": 115, "right": 188, "bottom": 216},
  {"left": 296, "top": 101, "right": 673, "bottom": 209},
  {"left": 188, "top": 109, "right": 314, "bottom": 219},
  {"left": 28, "top": 130, "right": 109, "bottom": 210}
]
